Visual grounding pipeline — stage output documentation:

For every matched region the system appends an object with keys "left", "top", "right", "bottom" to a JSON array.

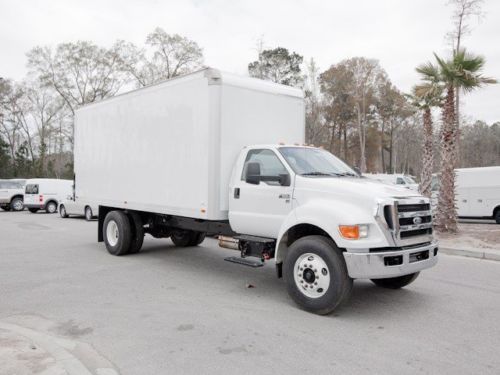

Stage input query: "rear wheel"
[
  {"left": 127, "top": 211, "right": 144, "bottom": 254},
  {"left": 46, "top": 201, "right": 57, "bottom": 214},
  {"left": 284, "top": 235, "right": 352, "bottom": 315},
  {"left": 59, "top": 205, "right": 69, "bottom": 218},
  {"left": 103, "top": 211, "right": 131, "bottom": 256},
  {"left": 171, "top": 230, "right": 204, "bottom": 247},
  {"left": 28, "top": 208, "right": 39, "bottom": 213},
  {"left": 495, "top": 209, "right": 500, "bottom": 224},
  {"left": 371, "top": 272, "right": 419, "bottom": 289},
  {"left": 10, "top": 197, "right": 24, "bottom": 211},
  {"left": 85, "top": 206, "right": 93, "bottom": 221}
]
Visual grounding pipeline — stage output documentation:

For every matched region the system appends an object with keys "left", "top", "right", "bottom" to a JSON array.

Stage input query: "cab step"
[{"left": 224, "top": 256, "right": 264, "bottom": 267}]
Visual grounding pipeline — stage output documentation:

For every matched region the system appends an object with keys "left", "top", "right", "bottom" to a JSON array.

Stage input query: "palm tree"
[
  {"left": 431, "top": 49, "right": 496, "bottom": 232},
  {"left": 410, "top": 63, "right": 443, "bottom": 198}
]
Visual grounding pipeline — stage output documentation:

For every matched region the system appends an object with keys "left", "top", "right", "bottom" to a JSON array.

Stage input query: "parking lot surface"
[{"left": 1, "top": 211, "right": 500, "bottom": 374}]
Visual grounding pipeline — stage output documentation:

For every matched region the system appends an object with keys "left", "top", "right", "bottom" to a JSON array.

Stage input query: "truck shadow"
[{"left": 131, "top": 240, "right": 434, "bottom": 319}]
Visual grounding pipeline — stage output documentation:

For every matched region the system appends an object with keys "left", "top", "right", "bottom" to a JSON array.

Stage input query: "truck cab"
[{"left": 229, "top": 145, "right": 437, "bottom": 279}]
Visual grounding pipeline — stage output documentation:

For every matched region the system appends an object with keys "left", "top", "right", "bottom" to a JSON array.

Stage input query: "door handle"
[
  {"left": 462, "top": 199, "right": 467, "bottom": 203},
  {"left": 279, "top": 194, "right": 290, "bottom": 199},
  {"left": 234, "top": 188, "right": 240, "bottom": 199},
  {"left": 478, "top": 199, "right": 483, "bottom": 203}
]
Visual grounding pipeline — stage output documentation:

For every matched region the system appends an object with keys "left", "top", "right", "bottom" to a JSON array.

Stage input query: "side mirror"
[
  {"left": 245, "top": 162, "right": 261, "bottom": 185},
  {"left": 279, "top": 174, "right": 291, "bottom": 187}
]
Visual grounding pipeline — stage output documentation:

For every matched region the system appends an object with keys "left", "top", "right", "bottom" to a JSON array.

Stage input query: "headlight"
[{"left": 338, "top": 224, "right": 369, "bottom": 239}]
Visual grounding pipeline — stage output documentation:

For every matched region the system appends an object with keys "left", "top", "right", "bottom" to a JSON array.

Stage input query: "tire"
[
  {"left": 46, "top": 201, "right": 57, "bottom": 214},
  {"left": 189, "top": 232, "right": 206, "bottom": 246},
  {"left": 495, "top": 209, "right": 500, "bottom": 224},
  {"left": 59, "top": 205, "right": 69, "bottom": 218},
  {"left": 28, "top": 208, "right": 39, "bottom": 213},
  {"left": 284, "top": 235, "right": 353, "bottom": 315},
  {"left": 1, "top": 205, "right": 11, "bottom": 211},
  {"left": 171, "top": 230, "right": 196, "bottom": 247},
  {"left": 85, "top": 206, "right": 93, "bottom": 221},
  {"left": 10, "top": 197, "right": 24, "bottom": 211},
  {"left": 371, "top": 272, "right": 420, "bottom": 289},
  {"left": 103, "top": 211, "right": 132, "bottom": 256},
  {"left": 127, "top": 211, "right": 144, "bottom": 254}
]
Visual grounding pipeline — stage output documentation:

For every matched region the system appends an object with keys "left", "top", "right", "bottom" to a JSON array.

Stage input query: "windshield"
[
  {"left": 404, "top": 176, "right": 416, "bottom": 184},
  {"left": 279, "top": 147, "right": 358, "bottom": 177}
]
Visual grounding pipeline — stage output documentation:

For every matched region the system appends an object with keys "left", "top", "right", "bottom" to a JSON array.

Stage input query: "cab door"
[{"left": 229, "top": 149, "right": 294, "bottom": 239}]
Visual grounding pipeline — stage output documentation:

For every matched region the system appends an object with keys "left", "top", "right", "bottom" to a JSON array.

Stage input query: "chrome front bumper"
[{"left": 343, "top": 241, "right": 438, "bottom": 279}]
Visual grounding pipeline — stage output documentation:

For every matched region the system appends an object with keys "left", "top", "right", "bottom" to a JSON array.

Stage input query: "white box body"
[{"left": 74, "top": 69, "right": 305, "bottom": 220}]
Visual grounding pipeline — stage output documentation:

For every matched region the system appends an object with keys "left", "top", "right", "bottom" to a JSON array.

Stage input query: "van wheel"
[
  {"left": 127, "top": 212, "right": 144, "bottom": 254},
  {"left": 85, "top": 206, "right": 93, "bottom": 221},
  {"left": 371, "top": 273, "right": 419, "bottom": 289},
  {"left": 11, "top": 197, "right": 24, "bottom": 211},
  {"left": 284, "top": 235, "right": 352, "bottom": 315},
  {"left": 46, "top": 201, "right": 57, "bottom": 214},
  {"left": 59, "top": 205, "right": 69, "bottom": 218},
  {"left": 171, "top": 230, "right": 197, "bottom": 247},
  {"left": 103, "top": 211, "right": 131, "bottom": 256},
  {"left": 28, "top": 208, "right": 39, "bottom": 213}
]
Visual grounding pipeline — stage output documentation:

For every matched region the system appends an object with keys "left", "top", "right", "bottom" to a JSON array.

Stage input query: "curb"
[{"left": 439, "top": 247, "right": 500, "bottom": 262}]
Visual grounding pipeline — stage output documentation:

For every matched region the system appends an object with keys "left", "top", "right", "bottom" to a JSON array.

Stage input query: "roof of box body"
[{"left": 76, "top": 67, "right": 304, "bottom": 113}]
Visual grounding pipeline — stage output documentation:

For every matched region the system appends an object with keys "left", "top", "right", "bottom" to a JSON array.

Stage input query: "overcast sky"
[{"left": 1, "top": 0, "right": 499, "bottom": 123}]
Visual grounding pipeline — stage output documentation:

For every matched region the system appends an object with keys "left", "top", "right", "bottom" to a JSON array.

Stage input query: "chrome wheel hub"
[
  {"left": 293, "top": 253, "right": 330, "bottom": 298},
  {"left": 106, "top": 220, "right": 119, "bottom": 246}
]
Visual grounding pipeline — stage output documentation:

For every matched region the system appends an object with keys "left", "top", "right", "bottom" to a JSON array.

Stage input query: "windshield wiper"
[
  {"left": 300, "top": 172, "right": 342, "bottom": 177},
  {"left": 337, "top": 172, "right": 358, "bottom": 177}
]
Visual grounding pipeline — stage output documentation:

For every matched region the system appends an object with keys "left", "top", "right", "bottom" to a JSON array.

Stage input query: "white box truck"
[{"left": 75, "top": 68, "right": 438, "bottom": 314}]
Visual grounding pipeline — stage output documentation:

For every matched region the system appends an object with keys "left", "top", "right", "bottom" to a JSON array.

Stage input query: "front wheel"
[
  {"left": 59, "top": 205, "right": 69, "bottom": 218},
  {"left": 371, "top": 272, "right": 419, "bottom": 289},
  {"left": 85, "top": 206, "right": 93, "bottom": 221},
  {"left": 495, "top": 210, "right": 500, "bottom": 224},
  {"left": 46, "top": 201, "right": 57, "bottom": 214},
  {"left": 284, "top": 235, "right": 352, "bottom": 315}
]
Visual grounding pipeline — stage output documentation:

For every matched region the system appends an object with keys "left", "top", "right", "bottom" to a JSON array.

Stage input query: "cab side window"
[
  {"left": 396, "top": 177, "right": 405, "bottom": 185},
  {"left": 242, "top": 149, "right": 288, "bottom": 186}
]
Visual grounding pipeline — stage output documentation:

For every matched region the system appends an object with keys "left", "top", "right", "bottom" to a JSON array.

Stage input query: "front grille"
[
  {"left": 397, "top": 203, "right": 430, "bottom": 212},
  {"left": 397, "top": 203, "right": 432, "bottom": 240},
  {"left": 382, "top": 202, "right": 433, "bottom": 242}
]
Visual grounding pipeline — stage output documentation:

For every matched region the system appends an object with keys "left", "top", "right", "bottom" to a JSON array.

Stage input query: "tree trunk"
[
  {"left": 435, "top": 86, "right": 458, "bottom": 233},
  {"left": 419, "top": 108, "right": 433, "bottom": 198}
]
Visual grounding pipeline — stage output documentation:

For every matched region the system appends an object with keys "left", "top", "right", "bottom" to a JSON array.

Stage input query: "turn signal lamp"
[{"left": 338, "top": 224, "right": 369, "bottom": 240}]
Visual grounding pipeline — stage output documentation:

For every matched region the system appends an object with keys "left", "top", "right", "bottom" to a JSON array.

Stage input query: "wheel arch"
[
  {"left": 10, "top": 194, "right": 24, "bottom": 203},
  {"left": 493, "top": 205, "right": 500, "bottom": 217},
  {"left": 276, "top": 222, "right": 341, "bottom": 266}
]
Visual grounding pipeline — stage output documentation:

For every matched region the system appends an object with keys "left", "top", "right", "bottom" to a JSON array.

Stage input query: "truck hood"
[{"left": 294, "top": 176, "right": 422, "bottom": 203}]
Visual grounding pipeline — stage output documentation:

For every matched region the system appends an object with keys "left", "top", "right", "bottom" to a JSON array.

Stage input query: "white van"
[
  {"left": 432, "top": 167, "right": 500, "bottom": 223},
  {"left": 363, "top": 173, "right": 419, "bottom": 191},
  {"left": 0, "top": 179, "right": 26, "bottom": 211},
  {"left": 24, "top": 178, "right": 73, "bottom": 214},
  {"left": 59, "top": 196, "right": 98, "bottom": 221}
]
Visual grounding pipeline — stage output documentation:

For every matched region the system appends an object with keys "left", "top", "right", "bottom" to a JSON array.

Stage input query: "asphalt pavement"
[{"left": 1, "top": 211, "right": 499, "bottom": 374}]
